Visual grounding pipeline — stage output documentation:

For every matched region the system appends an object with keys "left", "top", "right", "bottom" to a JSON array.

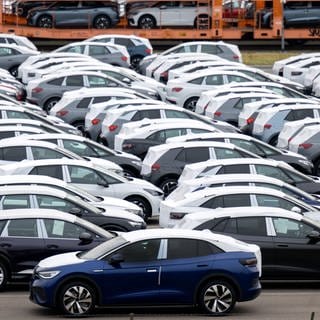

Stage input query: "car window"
[
  {"left": 214, "top": 147, "right": 244, "bottom": 159},
  {"left": 205, "top": 74, "right": 224, "bottom": 85},
  {"left": 93, "top": 96, "right": 112, "bottom": 103},
  {"left": 285, "top": 109, "right": 314, "bottom": 121},
  {"left": 229, "top": 139, "right": 260, "bottom": 154},
  {"left": 5, "top": 111, "right": 30, "bottom": 119},
  {"left": 63, "top": 45, "right": 85, "bottom": 54},
  {"left": 217, "top": 164, "right": 251, "bottom": 174},
  {"left": 65, "top": 75, "right": 84, "bottom": 87},
  {"left": 132, "top": 109, "right": 160, "bottom": 120},
  {"left": 114, "top": 239, "right": 161, "bottom": 262},
  {"left": 62, "top": 140, "right": 93, "bottom": 157},
  {"left": 89, "top": 45, "right": 110, "bottom": 55},
  {"left": 164, "top": 110, "right": 192, "bottom": 119},
  {"left": 0, "top": 132, "right": 15, "bottom": 139},
  {"left": 43, "top": 218, "right": 92, "bottom": 239},
  {"left": 30, "top": 165, "right": 64, "bottom": 180},
  {"left": 88, "top": 75, "right": 117, "bottom": 87},
  {"left": 188, "top": 77, "right": 203, "bottom": 84},
  {"left": 114, "top": 38, "right": 132, "bottom": 47},
  {"left": 0, "top": 146, "right": 27, "bottom": 161},
  {"left": 271, "top": 217, "right": 314, "bottom": 238},
  {"left": 255, "top": 165, "right": 294, "bottom": 184},
  {"left": 218, "top": 217, "right": 267, "bottom": 236},
  {"left": 36, "top": 194, "right": 78, "bottom": 212},
  {"left": 0, "top": 47, "right": 15, "bottom": 56},
  {"left": 255, "top": 194, "right": 300, "bottom": 210},
  {"left": 227, "top": 74, "right": 251, "bottom": 83},
  {"left": 176, "top": 147, "right": 210, "bottom": 163},
  {"left": 48, "top": 77, "right": 64, "bottom": 86},
  {"left": 201, "top": 44, "right": 221, "bottom": 54},
  {"left": 6, "top": 219, "right": 38, "bottom": 237},
  {"left": 76, "top": 97, "right": 92, "bottom": 109},
  {"left": 167, "top": 238, "right": 222, "bottom": 259},
  {"left": 201, "top": 194, "right": 251, "bottom": 208},
  {"left": 31, "top": 146, "right": 65, "bottom": 160},
  {"left": 1, "top": 194, "right": 30, "bottom": 209}
]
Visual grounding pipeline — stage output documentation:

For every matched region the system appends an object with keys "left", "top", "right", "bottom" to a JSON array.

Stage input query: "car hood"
[{"left": 37, "top": 251, "right": 85, "bottom": 269}]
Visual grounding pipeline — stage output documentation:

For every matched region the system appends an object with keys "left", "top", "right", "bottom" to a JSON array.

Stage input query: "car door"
[
  {"left": 98, "top": 238, "right": 162, "bottom": 304},
  {"left": 159, "top": 238, "right": 219, "bottom": 303},
  {"left": 53, "top": 1, "right": 82, "bottom": 27},
  {"left": 66, "top": 164, "right": 118, "bottom": 197},
  {"left": 269, "top": 216, "right": 320, "bottom": 279},
  {"left": 0, "top": 218, "right": 46, "bottom": 273},
  {"left": 208, "top": 216, "right": 275, "bottom": 278},
  {"left": 41, "top": 218, "right": 104, "bottom": 257}
]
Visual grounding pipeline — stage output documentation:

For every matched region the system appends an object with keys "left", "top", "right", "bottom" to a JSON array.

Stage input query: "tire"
[
  {"left": 159, "top": 177, "right": 178, "bottom": 197},
  {"left": 138, "top": 15, "right": 156, "bottom": 29},
  {"left": 72, "top": 121, "right": 85, "bottom": 133},
  {"left": 125, "top": 196, "right": 151, "bottom": 222},
  {"left": 93, "top": 15, "right": 111, "bottom": 29},
  {"left": 131, "top": 55, "right": 144, "bottom": 70},
  {"left": 44, "top": 97, "right": 60, "bottom": 113},
  {"left": 199, "top": 280, "right": 236, "bottom": 315},
  {"left": 313, "top": 158, "right": 320, "bottom": 176},
  {"left": 37, "top": 15, "right": 53, "bottom": 28},
  {"left": 183, "top": 97, "right": 199, "bottom": 112},
  {"left": 0, "top": 260, "right": 9, "bottom": 292},
  {"left": 58, "top": 281, "right": 96, "bottom": 316}
]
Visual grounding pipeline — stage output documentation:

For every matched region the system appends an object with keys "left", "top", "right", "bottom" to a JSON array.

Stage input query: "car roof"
[
  {"left": 0, "top": 184, "right": 69, "bottom": 197},
  {"left": 0, "top": 137, "right": 64, "bottom": 149},
  {"left": 17, "top": 132, "right": 87, "bottom": 142}
]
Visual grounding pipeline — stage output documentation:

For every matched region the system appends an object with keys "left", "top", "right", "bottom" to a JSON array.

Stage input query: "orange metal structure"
[{"left": 0, "top": 0, "right": 318, "bottom": 42}]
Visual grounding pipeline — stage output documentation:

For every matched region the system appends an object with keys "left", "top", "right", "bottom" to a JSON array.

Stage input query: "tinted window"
[
  {"left": 0, "top": 146, "right": 27, "bottom": 161},
  {"left": 1, "top": 194, "right": 30, "bottom": 209},
  {"left": 30, "top": 165, "right": 63, "bottom": 179},
  {"left": 36, "top": 195, "right": 78, "bottom": 213},
  {"left": 66, "top": 75, "right": 84, "bottom": 86},
  {"left": 31, "top": 146, "right": 65, "bottom": 160},
  {"left": 6, "top": 218, "right": 38, "bottom": 237},
  {"left": 205, "top": 74, "right": 224, "bottom": 85},
  {"left": 217, "top": 164, "right": 251, "bottom": 174},
  {"left": 48, "top": 77, "right": 64, "bottom": 86},
  {"left": 132, "top": 109, "right": 160, "bottom": 121},
  {"left": 223, "top": 217, "right": 267, "bottom": 236},
  {"left": 201, "top": 194, "right": 251, "bottom": 208},
  {"left": 77, "top": 97, "right": 92, "bottom": 109},
  {"left": 176, "top": 147, "right": 210, "bottom": 163},
  {"left": 6, "top": 111, "right": 30, "bottom": 119},
  {"left": 272, "top": 217, "right": 314, "bottom": 238},
  {"left": 44, "top": 219, "right": 89, "bottom": 239},
  {"left": 214, "top": 147, "right": 243, "bottom": 159}
]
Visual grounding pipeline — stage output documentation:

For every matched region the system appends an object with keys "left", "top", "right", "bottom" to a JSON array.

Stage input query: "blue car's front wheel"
[{"left": 58, "top": 281, "right": 96, "bottom": 315}]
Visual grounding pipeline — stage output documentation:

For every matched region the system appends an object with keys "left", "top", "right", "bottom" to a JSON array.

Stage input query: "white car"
[
  {"left": 165, "top": 69, "right": 256, "bottom": 110},
  {"left": 303, "top": 65, "right": 320, "bottom": 93},
  {"left": 277, "top": 117, "right": 320, "bottom": 149},
  {"left": 0, "top": 174, "right": 143, "bottom": 216},
  {"left": 282, "top": 57, "right": 320, "bottom": 85},
  {"left": 160, "top": 185, "right": 318, "bottom": 228},
  {"left": 0, "top": 184, "right": 146, "bottom": 231},
  {"left": 0, "top": 33, "right": 37, "bottom": 51},
  {"left": 114, "top": 118, "right": 218, "bottom": 152},
  {"left": 0, "top": 158, "right": 163, "bottom": 220}
]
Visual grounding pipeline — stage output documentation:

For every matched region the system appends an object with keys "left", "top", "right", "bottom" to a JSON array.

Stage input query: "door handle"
[
  {"left": 146, "top": 268, "right": 158, "bottom": 273},
  {"left": 276, "top": 244, "right": 288, "bottom": 247},
  {"left": 46, "top": 244, "right": 59, "bottom": 249}
]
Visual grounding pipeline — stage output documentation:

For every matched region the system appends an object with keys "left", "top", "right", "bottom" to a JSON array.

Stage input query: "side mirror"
[
  {"left": 291, "top": 206, "right": 301, "bottom": 213},
  {"left": 79, "top": 232, "right": 93, "bottom": 244},
  {"left": 108, "top": 253, "right": 124, "bottom": 265},
  {"left": 307, "top": 230, "right": 320, "bottom": 243},
  {"left": 97, "top": 180, "right": 109, "bottom": 188}
]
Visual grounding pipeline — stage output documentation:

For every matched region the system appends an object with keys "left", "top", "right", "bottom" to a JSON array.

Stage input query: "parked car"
[
  {"left": 30, "top": 228, "right": 261, "bottom": 316},
  {"left": 26, "top": 0, "right": 120, "bottom": 29},
  {"left": 0, "top": 208, "right": 114, "bottom": 290},
  {"left": 18, "top": 133, "right": 143, "bottom": 177},
  {"left": 53, "top": 41, "right": 130, "bottom": 68},
  {"left": 127, "top": 0, "right": 211, "bottom": 29},
  {"left": 160, "top": 185, "right": 319, "bottom": 228},
  {"left": 178, "top": 157, "right": 320, "bottom": 195},
  {"left": 0, "top": 43, "right": 39, "bottom": 76},
  {"left": 0, "top": 125, "right": 45, "bottom": 139},
  {"left": 168, "top": 174, "right": 320, "bottom": 210},
  {"left": 166, "top": 132, "right": 314, "bottom": 174},
  {"left": 141, "top": 140, "right": 259, "bottom": 195},
  {"left": 174, "top": 207, "right": 320, "bottom": 280},
  {"left": 1, "top": 158, "right": 164, "bottom": 220},
  {"left": 85, "top": 34, "right": 153, "bottom": 68}
]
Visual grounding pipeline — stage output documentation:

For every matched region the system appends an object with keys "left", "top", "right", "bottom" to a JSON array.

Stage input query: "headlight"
[
  {"left": 126, "top": 208, "right": 144, "bottom": 216},
  {"left": 38, "top": 270, "right": 61, "bottom": 279},
  {"left": 128, "top": 220, "right": 145, "bottom": 227},
  {"left": 143, "top": 188, "right": 163, "bottom": 196}
]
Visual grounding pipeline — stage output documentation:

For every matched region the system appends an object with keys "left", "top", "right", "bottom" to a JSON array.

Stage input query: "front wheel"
[
  {"left": 138, "top": 15, "right": 156, "bottom": 29},
  {"left": 0, "top": 260, "right": 9, "bottom": 291},
  {"left": 58, "top": 281, "right": 96, "bottom": 316},
  {"left": 183, "top": 97, "right": 199, "bottom": 112},
  {"left": 37, "top": 15, "right": 53, "bottom": 28},
  {"left": 199, "top": 280, "right": 236, "bottom": 315},
  {"left": 125, "top": 196, "right": 151, "bottom": 222},
  {"left": 44, "top": 97, "right": 60, "bottom": 113},
  {"left": 93, "top": 15, "right": 111, "bottom": 29},
  {"left": 159, "top": 177, "right": 178, "bottom": 197},
  {"left": 72, "top": 121, "right": 85, "bottom": 133}
]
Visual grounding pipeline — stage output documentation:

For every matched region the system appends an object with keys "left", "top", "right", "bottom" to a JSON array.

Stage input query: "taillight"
[
  {"left": 246, "top": 117, "right": 255, "bottom": 125},
  {"left": 121, "top": 56, "right": 128, "bottom": 61},
  {"left": 214, "top": 111, "right": 222, "bottom": 117},
  {"left": 57, "top": 110, "right": 68, "bottom": 117},
  {"left": 233, "top": 55, "right": 240, "bottom": 61},
  {"left": 32, "top": 87, "right": 43, "bottom": 93},
  {"left": 151, "top": 163, "right": 160, "bottom": 171},
  {"left": 108, "top": 124, "right": 118, "bottom": 132},
  {"left": 239, "top": 258, "right": 257, "bottom": 267},
  {"left": 160, "top": 71, "right": 168, "bottom": 78},
  {"left": 145, "top": 48, "right": 152, "bottom": 54},
  {"left": 170, "top": 212, "right": 186, "bottom": 220},
  {"left": 299, "top": 143, "right": 313, "bottom": 149},
  {"left": 264, "top": 124, "right": 272, "bottom": 129},
  {"left": 91, "top": 118, "right": 100, "bottom": 125},
  {"left": 172, "top": 87, "right": 183, "bottom": 92}
]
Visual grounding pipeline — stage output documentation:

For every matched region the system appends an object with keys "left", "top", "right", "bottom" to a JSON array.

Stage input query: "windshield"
[{"left": 79, "top": 235, "right": 127, "bottom": 259}]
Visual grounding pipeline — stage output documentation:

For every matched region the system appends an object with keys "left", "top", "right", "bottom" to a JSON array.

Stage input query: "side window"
[
  {"left": 47, "top": 77, "right": 64, "bottom": 86},
  {"left": 87, "top": 75, "right": 110, "bottom": 87},
  {"left": 229, "top": 139, "right": 261, "bottom": 154},
  {"left": 68, "top": 165, "right": 102, "bottom": 184},
  {"left": 201, "top": 44, "right": 219, "bottom": 54},
  {"left": 0, "top": 146, "right": 27, "bottom": 161},
  {"left": 29, "top": 165, "right": 63, "bottom": 180},
  {"left": 1, "top": 194, "right": 30, "bottom": 210},
  {"left": 188, "top": 77, "right": 203, "bottom": 84},
  {"left": 227, "top": 74, "right": 250, "bottom": 83},
  {"left": 89, "top": 45, "right": 109, "bottom": 55},
  {"left": 31, "top": 146, "right": 65, "bottom": 160},
  {"left": 0, "top": 220, "right": 6, "bottom": 234},
  {"left": 114, "top": 38, "right": 132, "bottom": 47},
  {"left": 64, "top": 45, "right": 85, "bottom": 53},
  {"left": 43, "top": 219, "right": 97, "bottom": 239},
  {"left": 6, "top": 219, "right": 38, "bottom": 237},
  {"left": 65, "top": 75, "right": 84, "bottom": 87},
  {"left": 167, "top": 238, "right": 222, "bottom": 259},
  {"left": 222, "top": 194, "right": 251, "bottom": 207},
  {"left": 36, "top": 195, "right": 76, "bottom": 213},
  {"left": 205, "top": 75, "right": 224, "bottom": 85},
  {"left": 176, "top": 147, "right": 210, "bottom": 163},
  {"left": 113, "top": 239, "right": 161, "bottom": 262},
  {"left": 0, "top": 132, "right": 15, "bottom": 139},
  {"left": 200, "top": 195, "right": 224, "bottom": 208},
  {"left": 165, "top": 110, "right": 192, "bottom": 119},
  {"left": 214, "top": 147, "right": 244, "bottom": 159},
  {"left": 132, "top": 109, "right": 160, "bottom": 121},
  {"left": 271, "top": 217, "right": 314, "bottom": 238},
  {"left": 63, "top": 140, "right": 94, "bottom": 157},
  {"left": 255, "top": 165, "right": 292, "bottom": 183},
  {"left": 285, "top": 109, "right": 314, "bottom": 121},
  {"left": 93, "top": 96, "right": 112, "bottom": 103},
  {"left": 76, "top": 97, "right": 92, "bottom": 109},
  {"left": 6, "top": 111, "right": 30, "bottom": 119},
  {"left": 220, "top": 164, "right": 251, "bottom": 174},
  {"left": 235, "top": 217, "right": 267, "bottom": 236}
]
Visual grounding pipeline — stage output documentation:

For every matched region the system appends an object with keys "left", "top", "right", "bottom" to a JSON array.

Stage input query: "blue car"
[{"left": 30, "top": 228, "right": 261, "bottom": 316}]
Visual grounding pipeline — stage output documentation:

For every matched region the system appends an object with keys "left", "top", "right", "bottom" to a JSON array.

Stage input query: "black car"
[
  {"left": 0, "top": 208, "right": 114, "bottom": 291},
  {"left": 188, "top": 207, "right": 320, "bottom": 280},
  {"left": 26, "top": 0, "right": 120, "bottom": 28}
]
